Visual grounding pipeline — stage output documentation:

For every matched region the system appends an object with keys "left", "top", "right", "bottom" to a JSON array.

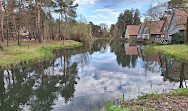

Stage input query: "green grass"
[
  {"left": 104, "top": 88, "right": 188, "bottom": 111},
  {"left": 138, "top": 88, "right": 188, "bottom": 100},
  {"left": 94, "top": 37, "right": 114, "bottom": 40},
  {"left": 153, "top": 44, "right": 188, "bottom": 62},
  {"left": 0, "top": 40, "right": 83, "bottom": 68}
]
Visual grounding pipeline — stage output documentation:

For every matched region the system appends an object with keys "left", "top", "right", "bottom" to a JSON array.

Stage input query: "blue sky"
[{"left": 74, "top": 0, "right": 165, "bottom": 26}]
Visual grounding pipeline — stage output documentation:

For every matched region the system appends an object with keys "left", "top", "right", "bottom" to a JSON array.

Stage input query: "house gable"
[
  {"left": 137, "top": 23, "right": 144, "bottom": 38},
  {"left": 168, "top": 12, "right": 179, "bottom": 35},
  {"left": 168, "top": 10, "right": 188, "bottom": 35},
  {"left": 142, "top": 21, "right": 149, "bottom": 34},
  {"left": 142, "top": 21, "right": 150, "bottom": 39},
  {"left": 161, "top": 18, "right": 168, "bottom": 33},
  {"left": 161, "top": 16, "right": 172, "bottom": 38}
]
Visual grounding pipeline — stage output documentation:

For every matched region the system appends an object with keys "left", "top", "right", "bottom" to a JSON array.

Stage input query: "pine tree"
[
  {"left": 133, "top": 9, "right": 141, "bottom": 25},
  {"left": 54, "top": 0, "right": 78, "bottom": 43}
]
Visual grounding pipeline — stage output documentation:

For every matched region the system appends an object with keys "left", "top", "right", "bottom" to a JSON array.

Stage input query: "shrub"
[{"left": 173, "top": 31, "right": 185, "bottom": 44}]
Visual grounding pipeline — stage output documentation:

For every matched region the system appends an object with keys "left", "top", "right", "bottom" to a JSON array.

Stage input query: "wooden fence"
[{"left": 151, "top": 38, "right": 169, "bottom": 45}]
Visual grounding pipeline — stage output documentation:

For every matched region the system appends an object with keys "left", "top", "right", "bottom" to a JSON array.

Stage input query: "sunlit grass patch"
[
  {"left": 153, "top": 44, "right": 188, "bottom": 62},
  {"left": 0, "top": 40, "right": 83, "bottom": 68}
]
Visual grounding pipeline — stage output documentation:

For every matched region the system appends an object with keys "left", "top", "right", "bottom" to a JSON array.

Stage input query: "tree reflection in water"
[
  {"left": 0, "top": 40, "right": 187, "bottom": 111},
  {"left": 0, "top": 47, "right": 89, "bottom": 111}
]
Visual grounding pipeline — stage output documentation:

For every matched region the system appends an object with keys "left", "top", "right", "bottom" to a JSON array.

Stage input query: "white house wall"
[{"left": 125, "top": 29, "right": 129, "bottom": 38}]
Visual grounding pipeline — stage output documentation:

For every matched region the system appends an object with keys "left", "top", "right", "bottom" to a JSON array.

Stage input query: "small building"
[
  {"left": 125, "top": 25, "right": 140, "bottom": 40},
  {"left": 142, "top": 20, "right": 165, "bottom": 40},
  {"left": 168, "top": 10, "right": 188, "bottom": 43}
]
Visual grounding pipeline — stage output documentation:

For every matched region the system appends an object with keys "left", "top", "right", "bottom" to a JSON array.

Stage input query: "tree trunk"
[
  {"left": 36, "top": 0, "right": 42, "bottom": 43},
  {"left": 185, "top": 17, "right": 188, "bottom": 45},
  {"left": 6, "top": 14, "right": 9, "bottom": 47},
  {"left": 17, "top": 0, "right": 22, "bottom": 45},
  {"left": 64, "top": 12, "right": 68, "bottom": 44},
  {"left": 49, "top": 11, "right": 54, "bottom": 40},
  {"left": 4, "top": 4, "right": 9, "bottom": 47},
  {"left": 51, "top": 26, "right": 54, "bottom": 40},
  {"left": 12, "top": 15, "right": 19, "bottom": 44},
  {"left": 48, "top": 22, "right": 50, "bottom": 39},
  {"left": 49, "top": 11, "right": 51, "bottom": 39},
  {"left": 0, "top": 0, "right": 4, "bottom": 42},
  {"left": 59, "top": 14, "right": 61, "bottom": 40},
  {"left": 41, "top": 17, "right": 44, "bottom": 39}
]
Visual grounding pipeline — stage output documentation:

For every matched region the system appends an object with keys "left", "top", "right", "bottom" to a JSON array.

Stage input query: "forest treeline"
[
  {"left": 110, "top": 9, "right": 141, "bottom": 38},
  {"left": 0, "top": 0, "right": 80, "bottom": 46},
  {"left": 0, "top": 0, "right": 110, "bottom": 48}
]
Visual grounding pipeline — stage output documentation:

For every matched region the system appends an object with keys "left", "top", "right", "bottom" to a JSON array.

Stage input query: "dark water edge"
[{"left": 0, "top": 40, "right": 187, "bottom": 111}]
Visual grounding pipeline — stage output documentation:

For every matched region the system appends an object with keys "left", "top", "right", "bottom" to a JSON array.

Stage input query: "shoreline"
[
  {"left": 153, "top": 44, "right": 188, "bottom": 62},
  {"left": 104, "top": 88, "right": 188, "bottom": 111},
  {"left": 0, "top": 40, "right": 83, "bottom": 68}
]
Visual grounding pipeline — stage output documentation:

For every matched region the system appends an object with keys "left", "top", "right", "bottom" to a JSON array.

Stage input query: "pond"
[{"left": 0, "top": 40, "right": 187, "bottom": 111}]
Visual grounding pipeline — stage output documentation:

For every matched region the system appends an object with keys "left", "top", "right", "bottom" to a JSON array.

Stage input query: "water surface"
[{"left": 0, "top": 40, "right": 187, "bottom": 111}]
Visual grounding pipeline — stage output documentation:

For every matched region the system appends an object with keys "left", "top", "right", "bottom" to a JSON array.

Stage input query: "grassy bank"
[
  {"left": 104, "top": 88, "right": 188, "bottom": 111},
  {"left": 94, "top": 37, "right": 114, "bottom": 40},
  {"left": 0, "top": 40, "right": 83, "bottom": 68},
  {"left": 153, "top": 44, "right": 188, "bottom": 62}
]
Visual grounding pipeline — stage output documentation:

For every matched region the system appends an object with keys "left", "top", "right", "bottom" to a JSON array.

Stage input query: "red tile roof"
[
  {"left": 127, "top": 25, "right": 140, "bottom": 35},
  {"left": 174, "top": 10, "right": 188, "bottom": 30},
  {"left": 126, "top": 46, "right": 138, "bottom": 55},
  {"left": 148, "top": 21, "right": 165, "bottom": 34}
]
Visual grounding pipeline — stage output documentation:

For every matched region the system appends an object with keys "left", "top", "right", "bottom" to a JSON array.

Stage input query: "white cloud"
[
  {"left": 90, "top": 14, "right": 110, "bottom": 19},
  {"left": 94, "top": 8, "right": 114, "bottom": 12},
  {"left": 75, "top": 0, "right": 97, "bottom": 5},
  {"left": 94, "top": 8, "right": 122, "bottom": 16},
  {"left": 89, "top": 8, "right": 122, "bottom": 26}
]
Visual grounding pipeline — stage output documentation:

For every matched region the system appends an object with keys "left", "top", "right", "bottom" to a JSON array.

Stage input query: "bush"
[
  {"left": 68, "top": 22, "right": 90, "bottom": 44},
  {"left": 173, "top": 31, "right": 185, "bottom": 44}
]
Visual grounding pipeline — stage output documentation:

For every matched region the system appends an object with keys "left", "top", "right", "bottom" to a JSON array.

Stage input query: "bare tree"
[{"left": 144, "top": 0, "right": 169, "bottom": 20}]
